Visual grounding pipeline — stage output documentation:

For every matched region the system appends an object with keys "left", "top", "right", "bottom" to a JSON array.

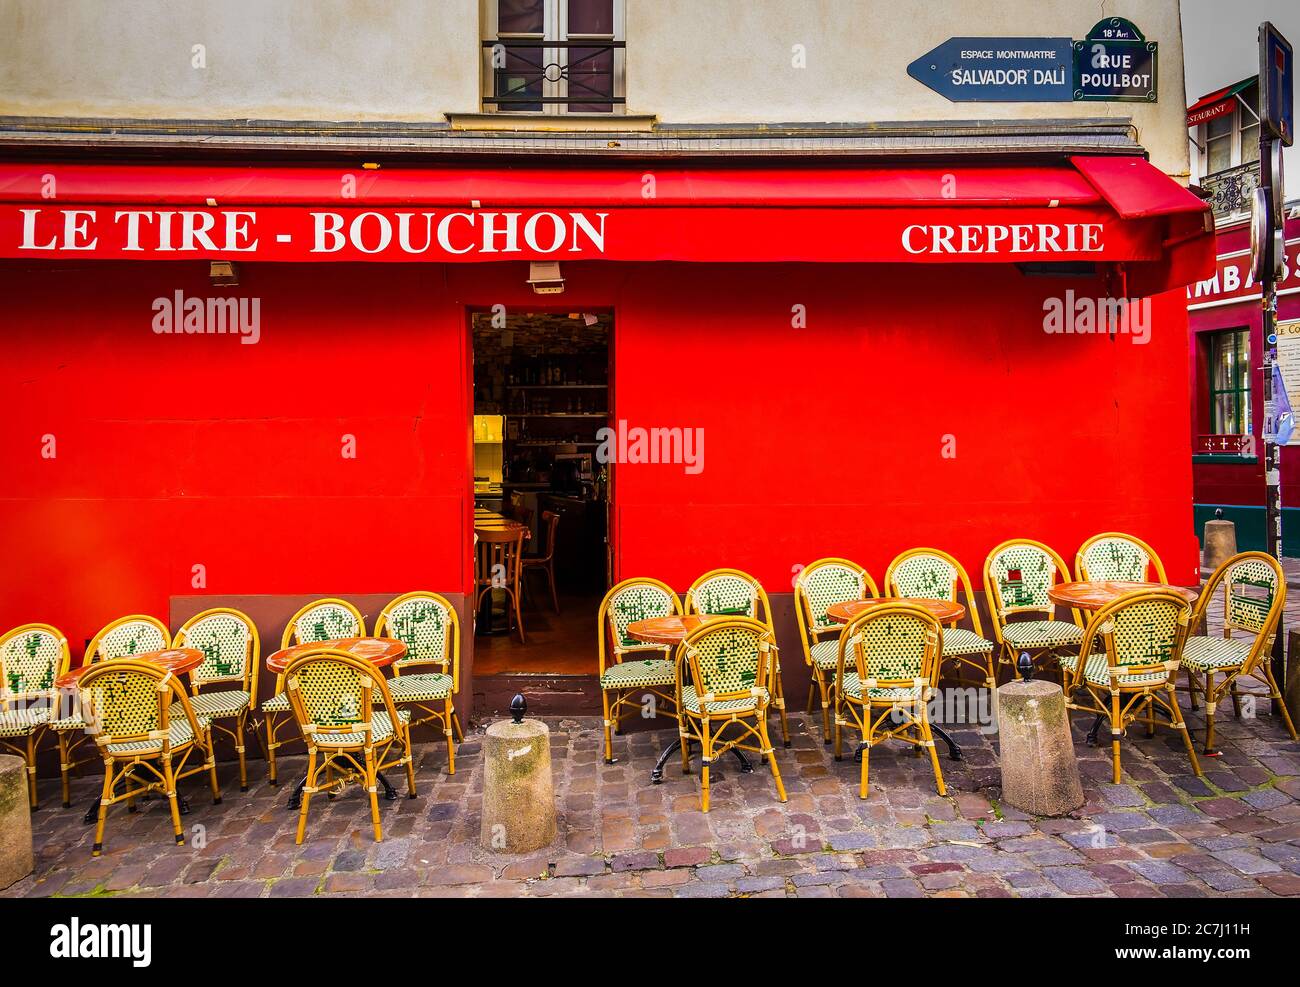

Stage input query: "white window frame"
[
  {"left": 1191, "top": 82, "right": 1262, "bottom": 183},
  {"left": 482, "top": 0, "right": 625, "bottom": 115}
]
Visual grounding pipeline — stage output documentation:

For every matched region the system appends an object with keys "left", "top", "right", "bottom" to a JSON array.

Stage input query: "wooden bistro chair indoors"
[
  {"left": 522, "top": 510, "right": 562, "bottom": 615},
  {"left": 283, "top": 646, "right": 416, "bottom": 845},
  {"left": 834, "top": 603, "right": 947, "bottom": 799},
  {"left": 172, "top": 608, "right": 261, "bottom": 791},
  {"left": 1181, "top": 552, "right": 1296, "bottom": 752},
  {"left": 373, "top": 591, "right": 463, "bottom": 774},
  {"left": 793, "top": 558, "right": 877, "bottom": 745},
  {"left": 1062, "top": 588, "right": 1200, "bottom": 785},
  {"left": 686, "top": 569, "right": 790, "bottom": 747},
  {"left": 1075, "top": 532, "right": 1168, "bottom": 583},
  {"left": 983, "top": 540, "right": 1083, "bottom": 682},
  {"left": 51, "top": 613, "right": 173, "bottom": 808},
  {"left": 596, "top": 577, "right": 683, "bottom": 764},
  {"left": 886, "top": 548, "right": 997, "bottom": 690},
  {"left": 0, "top": 623, "right": 70, "bottom": 809},
  {"left": 677, "top": 617, "right": 786, "bottom": 812},
  {"left": 78, "top": 658, "right": 220, "bottom": 856},
  {"left": 261, "top": 598, "right": 365, "bottom": 786},
  {"left": 475, "top": 526, "right": 527, "bottom": 644}
]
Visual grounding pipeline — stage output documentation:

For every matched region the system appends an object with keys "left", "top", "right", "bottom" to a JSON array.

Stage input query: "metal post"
[{"left": 1259, "top": 123, "right": 1284, "bottom": 680}]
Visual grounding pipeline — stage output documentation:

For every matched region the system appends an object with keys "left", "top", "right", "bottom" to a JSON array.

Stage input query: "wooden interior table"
[
  {"left": 824, "top": 597, "right": 968, "bottom": 762},
  {"left": 1047, "top": 581, "right": 1199, "bottom": 611},
  {"left": 264, "top": 637, "right": 407, "bottom": 808},
  {"left": 474, "top": 510, "right": 530, "bottom": 637},
  {"left": 625, "top": 614, "right": 757, "bottom": 784}
]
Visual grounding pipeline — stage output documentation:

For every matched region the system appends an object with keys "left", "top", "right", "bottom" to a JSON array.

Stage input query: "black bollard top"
[
  {"left": 1215, "top": 507, "right": 1223, "bottom": 519},
  {"left": 510, "top": 693, "right": 527, "bottom": 724},
  {"left": 1017, "top": 652, "right": 1034, "bottom": 681}
]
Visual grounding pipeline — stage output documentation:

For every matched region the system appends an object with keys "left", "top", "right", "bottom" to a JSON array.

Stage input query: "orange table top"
[
  {"left": 1048, "top": 581, "right": 1199, "bottom": 611},
  {"left": 57, "top": 648, "right": 205, "bottom": 691},
  {"left": 626, "top": 614, "right": 721, "bottom": 646},
  {"left": 266, "top": 637, "right": 407, "bottom": 675},
  {"left": 826, "top": 598, "right": 966, "bottom": 624}
]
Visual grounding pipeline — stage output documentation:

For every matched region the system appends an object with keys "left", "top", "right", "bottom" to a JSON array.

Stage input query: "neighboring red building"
[{"left": 0, "top": 138, "right": 1213, "bottom": 717}]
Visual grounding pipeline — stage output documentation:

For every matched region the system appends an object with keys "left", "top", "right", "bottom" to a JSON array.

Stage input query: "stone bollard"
[
  {"left": 480, "top": 695, "right": 557, "bottom": 853},
  {"left": 997, "top": 659, "right": 1084, "bottom": 817},
  {"left": 0, "top": 754, "right": 34, "bottom": 890},
  {"left": 1202, "top": 515, "right": 1237, "bottom": 572}
]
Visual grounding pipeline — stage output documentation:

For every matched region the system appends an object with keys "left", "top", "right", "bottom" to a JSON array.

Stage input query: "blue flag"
[{"left": 1272, "top": 363, "right": 1295, "bottom": 446}]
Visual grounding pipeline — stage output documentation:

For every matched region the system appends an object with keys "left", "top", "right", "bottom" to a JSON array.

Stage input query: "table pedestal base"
[{"left": 650, "top": 739, "right": 753, "bottom": 784}]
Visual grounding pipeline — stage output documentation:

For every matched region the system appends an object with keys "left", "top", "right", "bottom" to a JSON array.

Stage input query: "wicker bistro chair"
[
  {"left": 373, "top": 592, "right": 463, "bottom": 774},
  {"left": 834, "top": 603, "right": 947, "bottom": 799},
  {"left": 597, "top": 577, "right": 683, "bottom": 764},
  {"left": 676, "top": 617, "right": 786, "bottom": 812},
  {"left": 522, "top": 510, "right": 561, "bottom": 615},
  {"left": 0, "top": 623, "right": 70, "bottom": 809},
  {"left": 793, "top": 559, "right": 877, "bottom": 745},
  {"left": 886, "top": 548, "right": 997, "bottom": 691},
  {"left": 172, "top": 608, "right": 260, "bottom": 791},
  {"left": 77, "top": 658, "right": 220, "bottom": 856},
  {"left": 685, "top": 569, "right": 790, "bottom": 747},
  {"left": 261, "top": 599, "right": 365, "bottom": 786},
  {"left": 1182, "top": 552, "right": 1296, "bottom": 752},
  {"left": 1075, "top": 532, "right": 1168, "bottom": 583},
  {"left": 1061, "top": 589, "right": 1200, "bottom": 784},
  {"left": 475, "top": 527, "right": 527, "bottom": 644},
  {"left": 283, "top": 647, "right": 416, "bottom": 845},
  {"left": 50, "top": 613, "right": 173, "bottom": 808},
  {"left": 983, "top": 540, "right": 1083, "bottom": 681}
]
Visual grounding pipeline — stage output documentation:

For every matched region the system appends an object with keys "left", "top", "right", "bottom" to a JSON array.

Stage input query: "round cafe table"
[
  {"left": 264, "top": 637, "right": 407, "bottom": 807},
  {"left": 625, "top": 614, "right": 757, "bottom": 784},
  {"left": 1047, "top": 581, "right": 1199, "bottom": 611},
  {"left": 824, "top": 598, "right": 968, "bottom": 762}
]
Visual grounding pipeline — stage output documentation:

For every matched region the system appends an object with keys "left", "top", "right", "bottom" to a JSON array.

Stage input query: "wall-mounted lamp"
[
  {"left": 209, "top": 260, "right": 240, "bottom": 287},
  {"left": 528, "top": 260, "right": 564, "bottom": 294}
]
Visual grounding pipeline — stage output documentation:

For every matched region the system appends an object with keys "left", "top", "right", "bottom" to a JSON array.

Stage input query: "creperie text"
[{"left": 901, "top": 222, "right": 1104, "bottom": 254}]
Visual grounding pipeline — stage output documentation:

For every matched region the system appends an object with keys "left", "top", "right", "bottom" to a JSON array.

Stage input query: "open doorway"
[{"left": 472, "top": 310, "right": 611, "bottom": 675}]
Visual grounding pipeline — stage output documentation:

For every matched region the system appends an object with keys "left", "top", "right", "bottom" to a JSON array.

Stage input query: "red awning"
[
  {"left": 0, "top": 157, "right": 1213, "bottom": 293},
  {"left": 1187, "top": 78, "right": 1253, "bottom": 127}
]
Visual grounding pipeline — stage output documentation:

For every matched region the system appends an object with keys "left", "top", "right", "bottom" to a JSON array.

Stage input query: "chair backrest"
[
  {"left": 686, "top": 569, "right": 770, "bottom": 626},
  {"left": 597, "top": 577, "right": 682, "bottom": 672},
  {"left": 173, "top": 607, "right": 259, "bottom": 694},
  {"left": 1195, "top": 552, "right": 1285, "bottom": 667},
  {"left": 1076, "top": 532, "right": 1167, "bottom": 583},
  {"left": 886, "top": 548, "right": 985, "bottom": 637},
  {"left": 283, "top": 647, "right": 399, "bottom": 744},
  {"left": 78, "top": 658, "right": 200, "bottom": 751},
  {"left": 535, "top": 510, "right": 560, "bottom": 562},
  {"left": 681, "top": 617, "right": 773, "bottom": 707},
  {"left": 281, "top": 598, "right": 366, "bottom": 650},
  {"left": 794, "top": 558, "right": 875, "bottom": 644},
  {"left": 1071, "top": 589, "right": 1191, "bottom": 690},
  {"left": 86, "top": 615, "right": 171, "bottom": 664},
  {"left": 374, "top": 592, "right": 460, "bottom": 693},
  {"left": 983, "top": 540, "right": 1072, "bottom": 627},
  {"left": 837, "top": 603, "right": 942, "bottom": 693},
  {"left": 0, "top": 623, "right": 69, "bottom": 708},
  {"left": 475, "top": 527, "right": 526, "bottom": 588}
]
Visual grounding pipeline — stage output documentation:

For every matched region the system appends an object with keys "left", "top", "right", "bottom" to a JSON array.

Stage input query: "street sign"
[
  {"left": 1260, "top": 22, "right": 1294, "bottom": 147},
  {"left": 907, "top": 37, "right": 1073, "bottom": 102},
  {"left": 1073, "top": 18, "right": 1158, "bottom": 102}
]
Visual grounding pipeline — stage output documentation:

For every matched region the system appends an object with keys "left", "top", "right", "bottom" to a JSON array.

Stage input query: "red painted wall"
[{"left": 0, "top": 257, "right": 1198, "bottom": 665}]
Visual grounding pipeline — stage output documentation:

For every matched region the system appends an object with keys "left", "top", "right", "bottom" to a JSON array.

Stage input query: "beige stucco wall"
[{"left": 0, "top": 0, "right": 1187, "bottom": 176}]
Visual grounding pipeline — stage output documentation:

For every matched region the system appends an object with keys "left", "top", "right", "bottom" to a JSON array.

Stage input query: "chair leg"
[
  {"left": 1168, "top": 686, "right": 1202, "bottom": 777},
  {"left": 1262, "top": 662, "right": 1299, "bottom": 740},
  {"left": 805, "top": 680, "right": 816, "bottom": 715},
  {"left": 403, "top": 737, "right": 418, "bottom": 798},
  {"left": 295, "top": 748, "right": 317, "bottom": 845},
  {"left": 921, "top": 709, "right": 946, "bottom": 796},
  {"left": 266, "top": 715, "right": 280, "bottom": 785},
  {"left": 699, "top": 721, "right": 712, "bottom": 812},
  {"left": 444, "top": 698, "right": 457, "bottom": 775},
  {"left": 25, "top": 733, "right": 38, "bottom": 809},
  {"left": 818, "top": 678, "right": 832, "bottom": 745},
  {"left": 57, "top": 732, "right": 72, "bottom": 808},
  {"left": 235, "top": 712, "right": 249, "bottom": 791},
  {"left": 1203, "top": 671, "right": 1218, "bottom": 753},
  {"left": 511, "top": 588, "right": 526, "bottom": 645},
  {"left": 364, "top": 747, "right": 383, "bottom": 842},
  {"left": 91, "top": 761, "right": 114, "bottom": 856},
  {"left": 759, "top": 715, "right": 786, "bottom": 803},
  {"left": 771, "top": 661, "right": 790, "bottom": 747},
  {"left": 833, "top": 699, "right": 843, "bottom": 761},
  {"left": 601, "top": 689, "right": 614, "bottom": 765},
  {"left": 1110, "top": 693, "right": 1123, "bottom": 785},
  {"left": 858, "top": 711, "right": 873, "bottom": 800},
  {"left": 162, "top": 755, "right": 185, "bottom": 847},
  {"left": 547, "top": 563, "right": 560, "bottom": 615},
  {"left": 1185, "top": 667, "right": 1201, "bottom": 710},
  {"left": 205, "top": 735, "right": 222, "bottom": 805}
]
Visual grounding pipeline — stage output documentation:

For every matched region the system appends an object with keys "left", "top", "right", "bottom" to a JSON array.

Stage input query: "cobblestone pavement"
[{"left": 6, "top": 690, "right": 1300, "bottom": 899}]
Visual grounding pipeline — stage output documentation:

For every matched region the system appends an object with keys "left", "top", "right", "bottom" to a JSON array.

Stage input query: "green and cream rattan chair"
[
  {"left": 983, "top": 540, "right": 1083, "bottom": 682},
  {"left": 886, "top": 548, "right": 996, "bottom": 690},
  {"left": 262, "top": 598, "right": 365, "bottom": 786},
  {"left": 685, "top": 568, "right": 789, "bottom": 747},
  {"left": 283, "top": 646, "right": 415, "bottom": 845},
  {"left": 172, "top": 608, "right": 260, "bottom": 791},
  {"left": 0, "top": 623, "right": 69, "bottom": 809},
  {"left": 51, "top": 613, "right": 172, "bottom": 807},
  {"left": 373, "top": 591, "right": 462, "bottom": 775},
  {"left": 834, "top": 603, "right": 947, "bottom": 799},
  {"left": 1075, "top": 532, "right": 1168, "bottom": 583},
  {"left": 793, "top": 558, "right": 877, "bottom": 744},
  {"left": 78, "top": 658, "right": 220, "bottom": 856},
  {"left": 1182, "top": 552, "right": 1296, "bottom": 752},
  {"left": 676, "top": 617, "right": 786, "bottom": 812},
  {"left": 1062, "top": 588, "right": 1199, "bottom": 784},
  {"left": 597, "top": 577, "right": 682, "bottom": 764}
]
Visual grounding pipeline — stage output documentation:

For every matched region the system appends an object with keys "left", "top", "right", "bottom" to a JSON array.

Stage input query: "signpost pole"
[{"left": 1261, "top": 132, "right": 1283, "bottom": 681}]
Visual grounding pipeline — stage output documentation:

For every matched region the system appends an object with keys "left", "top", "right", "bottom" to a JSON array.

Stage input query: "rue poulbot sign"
[{"left": 909, "top": 17, "right": 1159, "bottom": 103}]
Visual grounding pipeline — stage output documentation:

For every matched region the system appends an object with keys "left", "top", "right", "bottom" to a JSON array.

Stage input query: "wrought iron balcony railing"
[
  {"left": 1202, "top": 163, "right": 1261, "bottom": 220},
  {"left": 482, "top": 39, "right": 625, "bottom": 110}
]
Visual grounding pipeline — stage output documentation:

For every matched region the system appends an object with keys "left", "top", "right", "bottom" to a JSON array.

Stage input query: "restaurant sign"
[{"left": 1186, "top": 239, "right": 1300, "bottom": 308}]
